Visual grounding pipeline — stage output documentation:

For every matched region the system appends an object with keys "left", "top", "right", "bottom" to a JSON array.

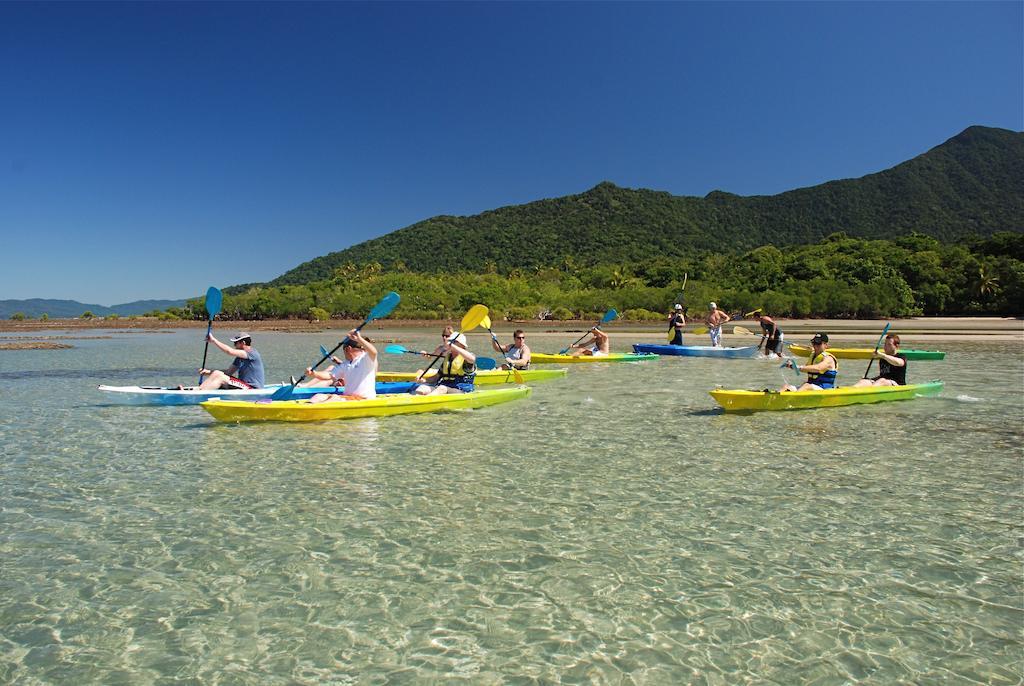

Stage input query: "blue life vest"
[{"left": 807, "top": 351, "right": 838, "bottom": 389}]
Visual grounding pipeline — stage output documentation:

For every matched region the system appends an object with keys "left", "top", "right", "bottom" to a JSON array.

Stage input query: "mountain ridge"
[
  {"left": 0, "top": 298, "right": 187, "bottom": 320},
  {"left": 258, "top": 125, "right": 1023, "bottom": 290}
]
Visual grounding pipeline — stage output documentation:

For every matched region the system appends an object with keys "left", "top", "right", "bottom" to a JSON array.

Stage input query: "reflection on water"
[{"left": 0, "top": 331, "right": 1021, "bottom": 682}]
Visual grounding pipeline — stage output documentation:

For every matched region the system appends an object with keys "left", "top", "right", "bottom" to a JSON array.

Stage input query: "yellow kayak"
[
  {"left": 201, "top": 387, "right": 531, "bottom": 423},
  {"left": 377, "top": 368, "right": 567, "bottom": 384},
  {"left": 788, "top": 344, "right": 945, "bottom": 360},
  {"left": 710, "top": 381, "right": 943, "bottom": 412},
  {"left": 530, "top": 352, "right": 659, "bottom": 364}
]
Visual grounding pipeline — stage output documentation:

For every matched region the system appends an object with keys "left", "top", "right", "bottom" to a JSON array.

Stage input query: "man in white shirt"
[{"left": 302, "top": 329, "right": 378, "bottom": 402}]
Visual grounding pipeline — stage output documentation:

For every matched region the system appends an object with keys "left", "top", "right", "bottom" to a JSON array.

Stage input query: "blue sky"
[{"left": 1, "top": 1, "right": 1021, "bottom": 305}]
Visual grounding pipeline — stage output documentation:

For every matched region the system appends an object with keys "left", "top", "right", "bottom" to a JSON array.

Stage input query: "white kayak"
[{"left": 97, "top": 381, "right": 416, "bottom": 406}]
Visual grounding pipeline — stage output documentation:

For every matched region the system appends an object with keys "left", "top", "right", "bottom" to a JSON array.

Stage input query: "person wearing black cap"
[
  {"left": 197, "top": 331, "right": 265, "bottom": 390},
  {"left": 781, "top": 333, "right": 837, "bottom": 392},
  {"left": 298, "top": 329, "right": 379, "bottom": 400}
]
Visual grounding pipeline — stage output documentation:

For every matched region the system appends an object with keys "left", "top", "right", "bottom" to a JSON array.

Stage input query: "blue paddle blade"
[
  {"left": 369, "top": 291, "right": 400, "bottom": 320},
  {"left": 476, "top": 357, "right": 497, "bottom": 370},
  {"left": 320, "top": 345, "right": 330, "bottom": 357},
  {"left": 385, "top": 344, "right": 410, "bottom": 355},
  {"left": 602, "top": 308, "right": 618, "bottom": 323},
  {"left": 205, "top": 287, "right": 222, "bottom": 319}
]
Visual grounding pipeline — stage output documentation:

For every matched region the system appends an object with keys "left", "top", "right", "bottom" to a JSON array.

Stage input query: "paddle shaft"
[
  {"left": 417, "top": 331, "right": 465, "bottom": 381},
  {"left": 560, "top": 327, "right": 601, "bottom": 355},
  {"left": 863, "top": 323, "right": 891, "bottom": 379},
  {"left": 199, "top": 320, "right": 214, "bottom": 384},
  {"left": 198, "top": 286, "right": 222, "bottom": 385}
]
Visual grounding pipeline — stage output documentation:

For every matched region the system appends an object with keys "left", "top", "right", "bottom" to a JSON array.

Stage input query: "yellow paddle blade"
[
  {"left": 511, "top": 367, "right": 524, "bottom": 384},
  {"left": 744, "top": 308, "right": 762, "bottom": 317},
  {"left": 733, "top": 325, "right": 755, "bottom": 335},
  {"left": 667, "top": 329, "right": 674, "bottom": 342},
  {"left": 692, "top": 327, "right": 708, "bottom": 335},
  {"left": 461, "top": 304, "right": 489, "bottom": 332},
  {"left": 481, "top": 314, "right": 491, "bottom": 330}
]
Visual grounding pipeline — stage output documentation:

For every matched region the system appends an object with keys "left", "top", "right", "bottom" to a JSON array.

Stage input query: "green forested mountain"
[{"left": 264, "top": 126, "right": 1023, "bottom": 287}]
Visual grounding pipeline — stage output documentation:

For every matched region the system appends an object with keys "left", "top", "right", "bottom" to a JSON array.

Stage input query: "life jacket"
[
  {"left": 438, "top": 354, "right": 476, "bottom": 385},
  {"left": 807, "top": 351, "right": 838, "bottom": 388}
]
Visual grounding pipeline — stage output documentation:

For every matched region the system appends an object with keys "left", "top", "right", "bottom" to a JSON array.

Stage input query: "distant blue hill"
[{"left": 0, "top": 298, "right": 188, "bottom": 319}]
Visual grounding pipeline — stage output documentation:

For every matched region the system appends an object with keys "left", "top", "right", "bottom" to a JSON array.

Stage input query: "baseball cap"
[
  {"left": 229, "top": 332, "right": 251, "bottom": 343},
  {"left": 810, "top": 333, "right": 829, "bottom": 344},
  {"left": 709, "top": 302, "right": 717, "bottom": 309},
  {"left": 673, "top": 303, "right": 683, "bottom": 310}
]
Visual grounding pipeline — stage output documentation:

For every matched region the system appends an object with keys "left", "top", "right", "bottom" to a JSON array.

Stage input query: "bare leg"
[{"left": 198, "top": 370, "right": 230, "bottom": 390}]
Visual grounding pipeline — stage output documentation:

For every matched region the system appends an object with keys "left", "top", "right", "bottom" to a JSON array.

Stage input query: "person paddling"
[
  {"left": 705, "top": 302, "right": 731, "bottom": 347},
  {"left": 753, "top": 311, "right": 784, "bottom": 358},
  {"left": 412, "top": 326, "right": 477, "bottom": 394},
  {"left": 299, "top": 329, "right": 379, "bottom": 402},
  {"left": 668, "top": 304, "right": 686, "bottom": 345},
  {"left": 781, "top": 333, "right": 837, "bottom": 392},
  {"left": 569, "top": 327, "right": 610, "bottom": 357},
  {"left": 491, "top": 329, "right": 531, "bottom": 370},
  {"left": 196, "top": 332, "right": 265, "bottom": 390},
  {"left": 853, "top": 333, "right": 907, "bottom": 387}
]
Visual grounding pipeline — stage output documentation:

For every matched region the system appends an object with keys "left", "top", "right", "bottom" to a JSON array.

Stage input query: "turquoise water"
[{"left": 1, "top": 329, "right": 1021, "bottom": 683}]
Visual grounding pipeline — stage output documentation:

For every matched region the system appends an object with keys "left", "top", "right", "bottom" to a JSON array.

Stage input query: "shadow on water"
[
  {"left": 0, "top": 367, "right": 191, "bottom": 381},
  {"left": 680, "top": 407, "right": 723, "bottom": 417}
]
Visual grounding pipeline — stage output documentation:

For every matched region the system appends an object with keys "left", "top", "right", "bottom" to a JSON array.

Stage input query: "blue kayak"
[
  {"left": 97, "top": 381, "right": 417, "bottom": 406},
  {"left": 632, "top": 343, "right": 760, "bottom": 358}
]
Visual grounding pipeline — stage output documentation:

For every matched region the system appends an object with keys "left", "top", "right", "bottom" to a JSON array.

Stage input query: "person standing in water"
[
  {"left": 705, "top": 302, "right": 731, "bottom": 347},
  {"left": 667, "top": 304, "right": 686, "bottom": 346},
  {"left": 753, "top": 311, "right": 784, "bottom": 358}
]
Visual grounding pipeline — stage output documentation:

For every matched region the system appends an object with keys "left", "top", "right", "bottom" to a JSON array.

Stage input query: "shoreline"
[{"left": 0, "top": 316, "right": 1020, "bottom": 344}]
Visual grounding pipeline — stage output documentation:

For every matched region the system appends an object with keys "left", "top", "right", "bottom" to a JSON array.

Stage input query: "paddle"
[
  {"left": 481, "top": 314, "right": 503, "bottom": 348},
  {"left": 863, "top": 322, "right": 891, "bottom": 379},
  {"left": 480, "top": 314, "right": 526, "bottom": 381},
  {"left": 416, "top": 304, "right": 489, "bottom": 382},
  {"left": 385, "top": 344, "right": 420, "bottom": 356},
  {"left": 560, "top": 309, "right": 617, "bottom": 354},
  {"left": 779, "top": 356, "right": 803, "bottom": 379},
  {"left": 198, "top": 286, "right": 222, "bottom": 384},
  {"left": 666, "top": 273, "right": 688, "bottom": 342},
  {"left": 270, "top": 291, "right": 400, "bottom": 400},
  {"left": 733, "top": 325, "right": 755, "bottom": 336}
]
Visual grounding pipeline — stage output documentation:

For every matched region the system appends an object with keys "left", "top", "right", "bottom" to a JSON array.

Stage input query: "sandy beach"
[{"left": 0, "top": 315, "right": 1020, "bottom": 344}]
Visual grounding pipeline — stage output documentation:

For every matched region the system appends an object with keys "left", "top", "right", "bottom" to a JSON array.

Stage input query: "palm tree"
[{"left": 975, "top": 265, "right": 1001, "bottom": 298}]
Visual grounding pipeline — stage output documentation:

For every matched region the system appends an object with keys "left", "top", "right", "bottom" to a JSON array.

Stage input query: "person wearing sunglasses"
[
  {"left": 411, "top": 326, "right": 477, "bottom": 394},
  {"left": 490, "top": 329, "right": 531, "bottom": 370}
]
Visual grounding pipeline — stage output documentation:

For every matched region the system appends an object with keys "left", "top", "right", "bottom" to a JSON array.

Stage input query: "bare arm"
[{"left": 876, "top": 351, "right": 905, "bottom": 366}]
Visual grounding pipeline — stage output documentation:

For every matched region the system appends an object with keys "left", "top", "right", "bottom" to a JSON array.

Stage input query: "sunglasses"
[{"left": 514, "top": 335, "right": 525, "bottom": 339}]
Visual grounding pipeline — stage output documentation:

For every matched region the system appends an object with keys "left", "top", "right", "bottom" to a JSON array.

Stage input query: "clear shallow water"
[{"left": 1, "top": 329, "right": 1021, "bottom": 683}]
